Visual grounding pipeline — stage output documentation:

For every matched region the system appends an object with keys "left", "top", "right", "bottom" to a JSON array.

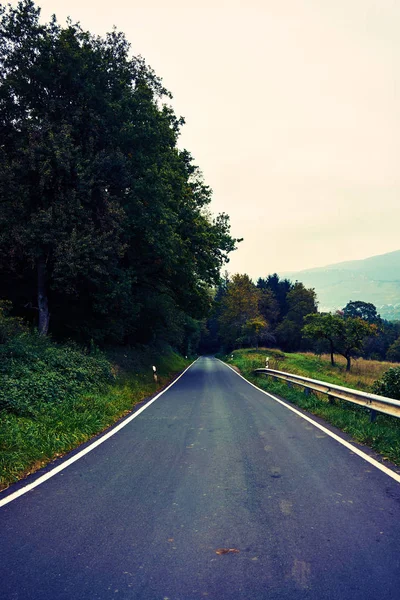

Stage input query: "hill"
[{"left": 282, "top": 250, "right": 400, "bottom": 320}]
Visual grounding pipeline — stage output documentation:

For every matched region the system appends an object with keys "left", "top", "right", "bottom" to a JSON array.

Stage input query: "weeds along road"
[{"left": 2, "top": 356, "right": 400, "bottom": 600}]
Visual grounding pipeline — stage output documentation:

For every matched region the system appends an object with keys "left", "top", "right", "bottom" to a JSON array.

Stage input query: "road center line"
[
  {"left": 219, "top": 359, "right": 400, "bottom": 485},
  {"left": 0, "top": 359, "right": 198, "bottom": 508}
]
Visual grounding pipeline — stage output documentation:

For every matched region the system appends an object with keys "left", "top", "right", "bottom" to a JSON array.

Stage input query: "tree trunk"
[
  {"left": 329, "top": 340, "right": 335, "bottom": 366},
  {"left": 346, "top": 355, "right": 351, "bottom": 371},
  {"left": 37, "top": 257, "right": 50, "bottom": 335}
]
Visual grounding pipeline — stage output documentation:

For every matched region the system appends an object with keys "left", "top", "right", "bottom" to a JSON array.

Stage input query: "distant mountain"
[{"left": 282, "top": 250, "right": 400, "bottom": 320}]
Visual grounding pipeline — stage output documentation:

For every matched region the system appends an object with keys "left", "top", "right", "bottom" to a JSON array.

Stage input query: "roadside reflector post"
[
  {"left": 266, "top": 357, "right": 269, "bottom": 369},
  {"left": 152, "top": 365, "right": 157, "bottom": 383}
]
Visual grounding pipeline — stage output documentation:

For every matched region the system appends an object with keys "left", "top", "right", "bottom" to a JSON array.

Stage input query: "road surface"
[{"left": 2, "top": 356, "right": 400, "bottom": 599}]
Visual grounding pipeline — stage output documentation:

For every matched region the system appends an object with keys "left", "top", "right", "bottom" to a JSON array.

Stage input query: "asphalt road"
[{"left": 2, "top": 356, "right": 400, "bottom": 599}]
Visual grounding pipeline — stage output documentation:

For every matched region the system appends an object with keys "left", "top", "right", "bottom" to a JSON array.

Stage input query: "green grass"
[
  {"left": 221, "top": 348, "right": 400, "bottom": 465},
  {"left": 223, "top": 348, "right": 398, "bottom": 391},
  {"left": 0, "top": 343, "right": 190, "bottom": 490}
]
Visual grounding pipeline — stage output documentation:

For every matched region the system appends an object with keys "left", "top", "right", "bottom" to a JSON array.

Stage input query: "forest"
[{"left": 202, "top": 274, "right": 400, "bottom": 370}]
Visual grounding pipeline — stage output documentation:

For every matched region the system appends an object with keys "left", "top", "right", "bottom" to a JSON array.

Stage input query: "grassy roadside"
[
  {"left": 220, "top": 348, "right": 400, "bottom": 465},
  {"left": 0, "top": 342, "right": 191, "bottom": 491}
]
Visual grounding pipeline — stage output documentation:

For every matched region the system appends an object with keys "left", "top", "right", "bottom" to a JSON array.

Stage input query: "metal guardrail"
[{"left": 254, "top": 368, "right": 400, "bottom": 421}]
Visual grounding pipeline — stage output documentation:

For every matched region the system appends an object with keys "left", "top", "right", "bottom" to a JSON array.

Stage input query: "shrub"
[
  {"left": 0, "top": 300, "right": 26, "bottom": 344},
  {"left": 372, "top": 367, "right": 400, "bottom": 400},
  {"left": 387, "top": 337, "right": 400, "bottom": 363},
  {"left": 0, "top": 332, "right": 114, "bottom": 416}
]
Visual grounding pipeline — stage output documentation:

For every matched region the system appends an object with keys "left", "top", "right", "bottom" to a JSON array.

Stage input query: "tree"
[
  {"left": 362, "top": 319, "right": 399, "bottom": 361},
  {"left": 258, "top": 287, "right": 280, "bottom": 326},
  {"left": 0, "top": 3, "right": 132, "bottom": 335},
  {"left": 303, "top": 313, "right": 343, "bottom": 365},
  {"left": 242, "top": 316, "right": 269, "bottom": 350},
  {"left": 0, "top": 1, "right": 238, "bottom": 343},
  {"left": 343, "top": 301, "right": 381, "bottom": 324},
  {"left": 336, "top": 317, "right": 378, "bottom": 371},
  {"left": 275, "top": 318, "right": 303, "bottom": 352},
  {"left": 304, "top": 312, "right": 378, "bottom": 371},
  {"left": 286, "top": 282, "right": 318, "bottom": 324},
  {"left": 275, "top": 283, "right": 317, "bottom": 351},
  {"left": 199, "top": 273, "right": 229, "bottom": 353},
  {"left": 257, "top": 274, "right": 292, "bottom": 320},
  {"left": 219, "top": 274, "right": 261, "bottom": 348}
]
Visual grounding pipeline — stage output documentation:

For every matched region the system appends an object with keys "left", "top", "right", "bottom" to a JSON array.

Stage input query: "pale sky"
[{"left": 12, "top": 0, "right": 400, "bottom": 277}]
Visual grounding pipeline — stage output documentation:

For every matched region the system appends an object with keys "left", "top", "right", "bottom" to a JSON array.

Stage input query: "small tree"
[
  {"left": 302, "top": 313, "right": 342, "bottom": 366},
  {"left": 336, "top": 317, "right": 378, "bottom": 371},
  {"left": 303, "top": 312, "right": 377, "bottom": 371}
]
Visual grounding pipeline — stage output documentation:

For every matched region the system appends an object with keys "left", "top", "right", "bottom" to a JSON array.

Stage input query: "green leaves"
[
  {"left": 373, "top": 368, "right": 400, "bottom": 400},
  {"left": 0, "top": 331, "right": 114, "bottom": 416},
  {"left": 302, "top": 312, "right": 378, "bottom": 371},
  {"left": 0, "top": 1, "right": 238, "bottom": 346}
]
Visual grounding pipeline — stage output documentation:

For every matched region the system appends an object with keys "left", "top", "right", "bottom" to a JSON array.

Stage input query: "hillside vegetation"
[{"left": 223, "top": 348, "right": 400, "bottom": 465}]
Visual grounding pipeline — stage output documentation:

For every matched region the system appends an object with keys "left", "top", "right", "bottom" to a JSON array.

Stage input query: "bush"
[
  {"left": 372, "top": 367, "right": 400, "bottom": 400},
  {"left": 0, "top": 300, "right": 26, "bottom": 344},
  {"left": 0, "top": 332, "right": 115, "bottom": 416}
]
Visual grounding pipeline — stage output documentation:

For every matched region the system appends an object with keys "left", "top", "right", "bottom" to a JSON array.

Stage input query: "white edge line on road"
[
  {"left": 0, "top": 359, "right": 198, "bottom": 508},
  {"left": 218, "top": 359, "right": 400, "bottom": 485}
]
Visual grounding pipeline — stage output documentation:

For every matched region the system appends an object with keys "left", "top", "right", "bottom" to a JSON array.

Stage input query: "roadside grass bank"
[
  {"left": 0, "top": 336, "right": 190, "bottom": 490},
  {"left": 220, "top": 348, "right": 400, "bottom": 465}
]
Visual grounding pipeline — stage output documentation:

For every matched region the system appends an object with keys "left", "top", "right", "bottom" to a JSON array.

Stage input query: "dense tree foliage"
[
  {"left": 219, "top": 274, "right": 263, "bottom": 348},
  {"left": 342, "top": 300, "right": 381, "bottom": 323},
  {"left": 203, "top": 273, "right": 315, "bottom": 352},
  {"left": 275, "top": 282, "right": 318, "bottom": 351},
  {"left": 205, "top": 272, "right": 399, "bottom": 369},
  {"left": 257, "top": 274, "right": 292, "bottom": 323},
  {"left": 0, "top": 1, "right": 238, "bottom": 347}
]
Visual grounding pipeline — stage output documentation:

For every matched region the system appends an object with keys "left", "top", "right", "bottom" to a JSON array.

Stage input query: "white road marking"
[
  {"left": 0, "top": 359, "right": 198, "bottom": 508},
  {"left": 219, "top": 359, "right": 400, "bottom": 485}
]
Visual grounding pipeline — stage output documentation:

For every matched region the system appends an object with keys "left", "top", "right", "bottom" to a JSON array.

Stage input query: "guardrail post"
[
  {"left": 370, "top": 409, "right": 377, "bottom": 423},
  {"left": 304, "top": 387, "right": 310, "bottom": 396},
  {"left": 328, "top": 395, "right": 335, "bottom": 405},
  {"left": 287, "top": 381, "right": 292, "bottom": 389}
]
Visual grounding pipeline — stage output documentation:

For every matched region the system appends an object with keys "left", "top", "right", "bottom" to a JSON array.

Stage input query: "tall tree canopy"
[
  {"left": 342, "top": 301, "right": 381, "bottom": 324},
  {"left": 275, "top": 282, "right": 318, "bottom": 351},
  {"left": 0, "top": 1, "right": 238, "bottom": 344}
]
